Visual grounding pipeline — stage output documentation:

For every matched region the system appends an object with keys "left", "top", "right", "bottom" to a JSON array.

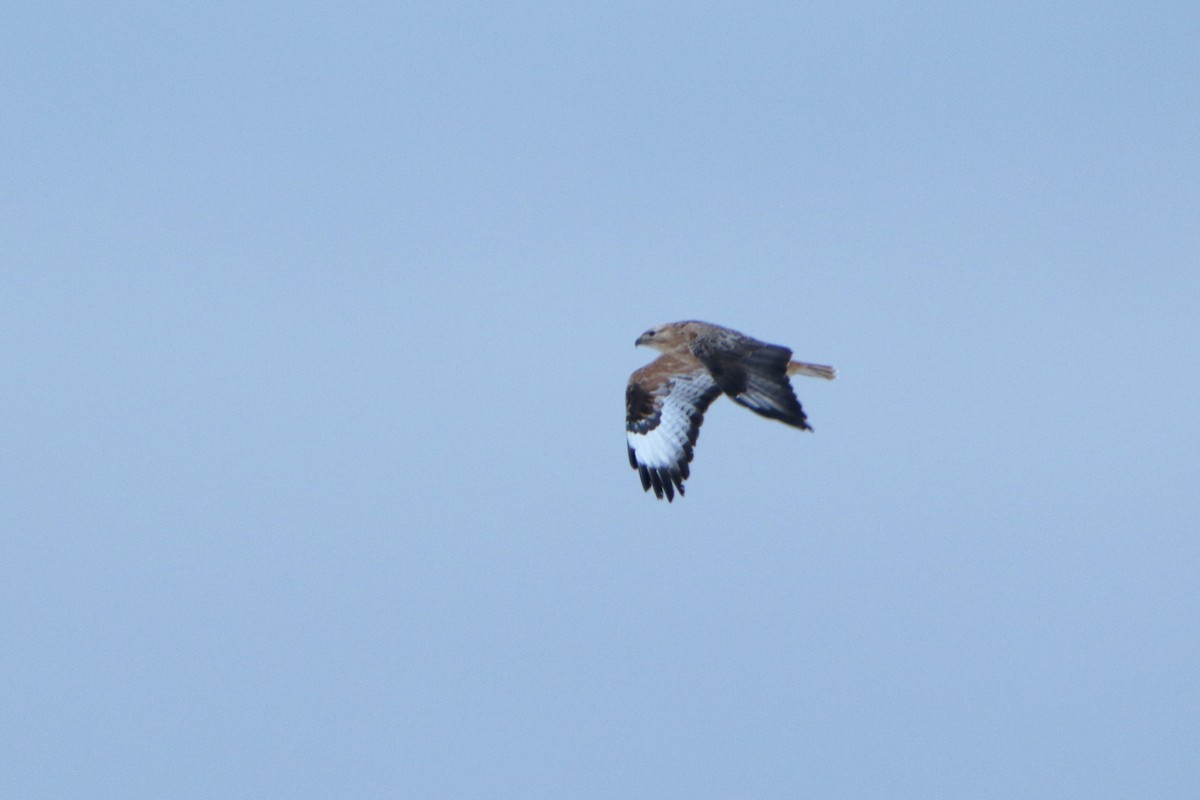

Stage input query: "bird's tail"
[{"left": 787, "top": 360, "right": 837, "bottom": 380}]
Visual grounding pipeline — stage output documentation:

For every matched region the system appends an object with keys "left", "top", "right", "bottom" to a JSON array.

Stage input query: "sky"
[{"left": 2, "top": 2, "right": 1198, "bottom": 797}]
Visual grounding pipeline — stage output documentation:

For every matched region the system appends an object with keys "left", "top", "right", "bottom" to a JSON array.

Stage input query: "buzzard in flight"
[{"left": 626, "top": 321, "right": 835, "bottom": 501}]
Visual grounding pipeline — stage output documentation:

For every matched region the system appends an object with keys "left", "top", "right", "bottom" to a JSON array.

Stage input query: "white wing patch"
[{"left": 626, "top": 370, "right": 720, "bottom": 501}]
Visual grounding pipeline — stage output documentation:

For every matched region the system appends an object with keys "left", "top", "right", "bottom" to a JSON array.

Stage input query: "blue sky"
[{"left": 3, "top": 2, "right": 1198, "bottom": 797}]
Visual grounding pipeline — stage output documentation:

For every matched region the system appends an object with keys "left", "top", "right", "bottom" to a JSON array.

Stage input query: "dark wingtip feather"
[
  {"left": 636, "top": 466, "right": 683, "bottom": 501},
  {"left": 648, "top": 468, "right": 665, "bottom": 499},
  {"left": 638, "top": 465, "right": 651, "bottom": 492}
]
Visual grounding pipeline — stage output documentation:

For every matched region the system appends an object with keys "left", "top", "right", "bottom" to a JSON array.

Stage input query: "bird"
[{"left": 626, "top": 321, "right": 835, "bottom": 501}]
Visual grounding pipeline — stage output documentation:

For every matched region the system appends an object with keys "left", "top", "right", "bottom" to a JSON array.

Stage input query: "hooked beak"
[{"left": 635, "top": 332, "right": 650, "bottom": 347}]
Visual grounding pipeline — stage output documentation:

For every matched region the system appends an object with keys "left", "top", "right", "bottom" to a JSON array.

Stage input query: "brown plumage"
[{"left": 626, "top": 321, "right": 835, "bottom": 501}]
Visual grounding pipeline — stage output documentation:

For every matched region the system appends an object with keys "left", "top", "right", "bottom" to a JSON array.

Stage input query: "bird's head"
[{"left": 635, "top": 321, "right": 697, "bottom": 352}]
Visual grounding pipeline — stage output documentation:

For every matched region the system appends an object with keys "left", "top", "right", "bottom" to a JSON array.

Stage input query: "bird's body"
[{"left": 626, "top": 321, "right": 835, "bottom": 501}]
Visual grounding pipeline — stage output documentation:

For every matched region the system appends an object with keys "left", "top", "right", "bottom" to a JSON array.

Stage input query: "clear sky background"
[{"left": 3, "top": 2, "right": 1197, "bottom": 798}]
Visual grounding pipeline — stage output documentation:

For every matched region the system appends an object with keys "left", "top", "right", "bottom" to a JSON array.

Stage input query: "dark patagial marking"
[{"left": 625, "top": 382, "right": 660, "bottom": 434}]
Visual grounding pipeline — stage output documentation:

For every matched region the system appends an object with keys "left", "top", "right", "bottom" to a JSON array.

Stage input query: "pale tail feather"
[{"left": 787, "top": 360, "right": 837, "bottom": 380}]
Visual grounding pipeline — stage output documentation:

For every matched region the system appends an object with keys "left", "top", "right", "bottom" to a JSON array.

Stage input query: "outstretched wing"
[
  {"left": 626, "top": 364, "right": 721, "bottom": 501},
  {"left": 692, "top": 334, "right": 811, "bottom": 429}
]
